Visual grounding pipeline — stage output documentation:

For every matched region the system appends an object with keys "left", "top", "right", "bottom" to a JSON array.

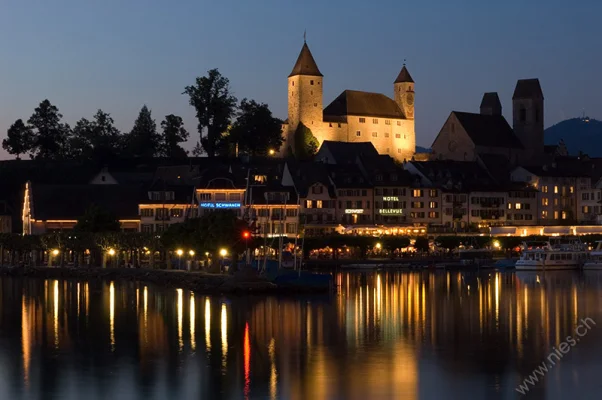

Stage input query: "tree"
[
  {"left": 69, "top": 110, "right": 123, "bottom": 161},
  {"left": 228, "top": 99, "right": 283, "bottom": 156},
  {"left": 414, "top": 237, "right": 430, "bottom": 253},
  {"left": 183, "top": 69, "right": 237, "bottom": 157},
  {"left": 159, "top": 114, "right": 189, "bottom": 158},
  {"left": 74, "top": 204, "right": 121, "bottom": 233},
  {"left": 2, "top": 119, "right": 34, "bottom": 159},
  {"left": 192, "top": 141, "right": 204, "bottom": 156},
  {"left": 28, "top": 100, "right": 71, "bottom": 159},
  {"left": 294, "top": 122, "right": 319, "bottom": 160},
  {"left": 123, "top": 105, "right": 160, "bottom": 158}
]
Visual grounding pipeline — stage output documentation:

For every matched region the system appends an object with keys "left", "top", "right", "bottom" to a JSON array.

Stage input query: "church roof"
[
  {"left": 480, "top": 92, "right": 502, "bottom": 110},
  {"left": 513, "top": 79, "right": 544, "bottom": 100},
  {"left": 453, "top": 111, "right": 524, "bottom": 149},
  {"left": 323, "top": 90, "right": 404, "bottom": 119},
  {"left": 394, "top": 65, "right": 414, "bottom": 83},
  {"left": 289, "top": 43, "right": 323, "bottom": 77}
]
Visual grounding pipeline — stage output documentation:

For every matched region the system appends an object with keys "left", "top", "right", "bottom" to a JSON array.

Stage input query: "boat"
[
  {"left": 515, "top": 237, "right": 588, "bottom": 271},
  {"left": 584, "top": 240, "right": 602, "bottom": 270}
]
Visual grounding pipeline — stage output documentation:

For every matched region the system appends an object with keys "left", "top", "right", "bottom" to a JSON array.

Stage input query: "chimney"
[{"left": 480, "top": 92, "right": 502, "bottom": 116}]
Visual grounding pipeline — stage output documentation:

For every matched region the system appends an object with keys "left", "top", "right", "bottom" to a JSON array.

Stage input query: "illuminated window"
[
  {"left": 215, "top": 193, "right": 226, "bottom": 201},
  {"left": 305, "top": 200, "right": 312, "bottom": 208},
  {"left": 412, "top": 189, "right": 423, "bottom": 197},
  {"left": 554, "top": 211, "right": 559, "bottom": 219},
  {"left": 141, "top": 208, "right": 154, "bottom": 217},
  {"left": 373, "top": 119, "right": 378, "bottom": 124},
  {"left": 554, "top": 186, "right": 559, "bottom": 194},
  {"left": 541, "top": 197, "right": 548, "bottom": 206},
  {"left": 562, "top": 211, "right": 566, "bottom": 220},
  {"left": 428, "top": 212, "right": 439, "bottom": 218},
  {"left": 359, "top": 118, "right": 366, "bottom": 123},
  {"left": 429, "top": 201, "right": 438, "bottom": 209},
  {"left": 199, "top": 193, "right": 211, "bottom": 201},
  {"left": 583, "top": 206, "right": 590, "bottom": 214},
  {"left": 316, "top": 200, "right": 323, "bottom": 209},
  {"left": 541, "top": 186, "right": 548, "bottom": 193},
  {"left": 508, "top": 203, "right": 512, "bottom": 210},
  {"left": 554, "top": 198, "right": 558, "bottom": 206},
  {"left": 372, "top": 132, "right": 378, "bottom": 138},
  {"left": 385, "top": 120, "right": 391, "bottom": 125},
  {"left": 515, "top": 203, "right": 521, "bottom": 210},
  {"left": 542, "top": 210, "right": 548, "bottom": 218},
  {"left": 356, "top": 131, "right": 361, "bottom": 137}
]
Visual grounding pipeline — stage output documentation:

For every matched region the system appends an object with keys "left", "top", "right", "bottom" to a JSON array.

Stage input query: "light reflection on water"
[{"left": 2, "top": 270, "right": 602, "bottom": 399}]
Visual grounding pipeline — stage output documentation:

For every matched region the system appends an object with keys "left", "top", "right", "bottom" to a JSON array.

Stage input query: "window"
[
  {"left": 310, "top": 80, "right": 314, "bottom": 85},
  {"left": 404, "top": 134, "right": 407, "bottom": 139},
  {"left": 199, "top": 193, "right": 211, "bottom": 201},
  {"left": 384, "top": 132, "right": 390, "bottom": 138},
  {"left": 412, "top": 190, "right": 423, "bottom": 197},
  {"left": 141, "top": 208, "right": 154, "bottom": 217},
  {"left": 541, "top": 186, "right": 548, "bottom": 193},
  {"left": 385, "top": 120, "right": 391, "bottom": 125},
  {"left": 141, "top": 224, "right": 153, "bottom": 233},
  {"left": 583, "top": 206, "right": 590, "bottom": 214},
  {"left": 312, "top": 185, "right": 324, "bottom": 194},
  {"left": 373, "top": 119, "right": 378, "bottom": 124},
  {"left": 395, "top": 134, "right": 401, "bottom": 139},
  {"left": 515, "top": 203, "right": 521, "bottom": 210},
  {"left": 286, "top": 223, "right": 297, "bottom": 234},
  {"left": 542, "top": 198, "right": 549, "bottom": 206},
  {"left": 397, "top": 121, "right": 401, "bottom": 126},
  {"left": 554, "top": 198, "right": 559, "bottom": 206},
  {"left": 258, "top": 209, "right": 269, "bottom": 217},
  {"left": 286, "top": 209, "right": 298, "bottom": 217},
  {"left": 554, "top": 186, "right": 559, "bottom": 194},
  {"left": 338, "top": 123, "right": 341, "bottom": 128},
  {"left": 229, "top": 193, "right": 241, "bottom": 201},
  {"left": 411, "top": 202, "right": 424, "bottom": 208},
  {"left": 359, "top": 118, "right": 366, "bottom": 123},
  {"left": 428, "top": 212, "right": 439, "bottom": 219},
  {"left": 316, "top": 200, "right": 323, "bottom": 209},
  {"left": 397, "top": 149, "right": 401, "bottom": 154},
  {"left": 215, "top": 193, "right": 226, "bottom": 201},
  {"left": 429, "top": 189, "right": 438, "bottom": 197},
  {"left": 429, "top": 201, "right": 438, "bottom": 209},
  {"left": 525, "top": 214, "right": 533, "bottom": 221},
  {"left": 524, "top": 203, "right": 530, "bottom": 210},
  {"left": 520, "top": 107, "right": 526, "bottom": 123},
  {"left": 170, "top": 208, "right": 183, "bottom": 218},
  {"left": 570, "top": 186, "right": 574, "bottom": 194},
  {"left": 305, "top": 200, "right": 313, "bottom": 208},
  {"left": 291, "top": 81, "right": 294, "bottom": 86},
  {"left": 314, "top": 103, "right": 317, "bottom": 107},
  {"left": 554, "top": 211, "right": 559, "bottom": 219},
  {"left": 562, "top": 211, "right": 567, "bottom": 220},
  {"left": 542, "top": 210, "right": 548, "bottom": 219},
  {"left": 356, "top": 131, "right": 361, "bottom": 137},
  {"left": 582, "top": 193, "right": 590, "bottom": 201},
  {"left": 372, "top": 132, "right": 378, "bottom": 138}
]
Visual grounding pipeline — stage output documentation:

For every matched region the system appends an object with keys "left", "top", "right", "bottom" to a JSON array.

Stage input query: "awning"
[
  {"left": 543, "top": 226, "right": 571, "bottom": 235},
  {"left": 490, "top": 227, "right": 516, "bottom": 235},
  {"left": 574, "top": 226, "right": 602, "bottom": 235}
]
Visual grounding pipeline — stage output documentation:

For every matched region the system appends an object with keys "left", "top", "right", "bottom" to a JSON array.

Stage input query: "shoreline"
[{"left": 0, "top": 266, "right": 332, "bottom": 296}]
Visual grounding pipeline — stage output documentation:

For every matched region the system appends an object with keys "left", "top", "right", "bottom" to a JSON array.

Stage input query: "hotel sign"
[
  {"left": 382, "top": 196, "right": 400, "bottom": 201},
  {"left": 200, "top": 202, "right": 241, "bottom": 209},
  {"left": 379, "top": 209, "right": 403, "bottom": 215},
  {"left": 345, "top": 209, "right": 364, "bottom": 214}
]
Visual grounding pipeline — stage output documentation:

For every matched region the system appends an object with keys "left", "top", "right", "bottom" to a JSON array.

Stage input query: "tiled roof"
[
  {"left": 30, "top": 184, "right": 142, "bottom": 221},
  {"left": 319, "top": 141, "right": 379, "bottom": 165},
  {"left": 394, "top": 65, "right": 414, "bottom": 83},
  {"left": 453, "top": 112, "right": 523, "bottom": 149},
  {"left": 513, "top": 79, "right": 544, "bottom": 100},
  {"left": 289, "top": 43, "right": 322, "bottom": 77},
  {"left": 323, "top": 90, "right": 404, "bottom": 119}
]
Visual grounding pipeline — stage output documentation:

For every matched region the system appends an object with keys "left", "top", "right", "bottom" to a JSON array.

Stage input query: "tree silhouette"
[
  {"left": 159, "top": 114, "right": 189, "bottom": 158},
  {"left": 294, "top": 122, "right": 318, "bottom": 160},
  {"left": 69, "top": 110, "right": 123, "bottom": 161},
  {"left": 123, "top": 105, "right": 160, "bottom": 158},
  {"left": 27, "top": 100, "right": 71, "bottom": 159},
  {"left": 228, "top": 99, "right": 283, "bottom": 156},
  {"left": 2, "top": 119, "right": 34, "bottom": 159},
  {"left": 183, "top": 69, "right": 237, "bottom": 157}
]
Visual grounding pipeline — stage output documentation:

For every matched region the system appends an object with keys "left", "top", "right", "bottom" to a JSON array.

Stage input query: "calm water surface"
[{"left": 1, "top": 271, "right": 602, "bottom": 400}]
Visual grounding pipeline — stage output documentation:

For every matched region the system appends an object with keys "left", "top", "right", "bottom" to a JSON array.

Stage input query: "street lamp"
[
  {"left": 493, "top": 240, "right": 501, "bottom": 249},
  {"left": 107, "top": 248, "right": 116, "bottom": 256},
  {"left": 219, "top": 248, "right": 228, "bottom": 273},
  {"left": 375, "top": 243, "right": 382, "bottom": 250},
  {"left": 52, "top": 249, "right": 59, "bottom": 256},
  {"left": 176, "top": 249, "right": 184, "bottom": 270},
  {"left": 189, "top": 250, "right": 195, "bottom": 257},
  {"left": 269, "top": 149, "right": 275, "bottom": 156}
]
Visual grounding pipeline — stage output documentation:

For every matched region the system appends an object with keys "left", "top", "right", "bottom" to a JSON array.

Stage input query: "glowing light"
[
  {"left": 176, "top": 249, "right": 184, "bottom": 256},
  {"left": 177, "top": 288, "right": 183, "bottom": 352},
  {"left": 143, "top": 286, "right": 148, "bottom": 324},
  {"left": 21, "top": 296, "right": 31, "bottom": 387},
  {"left": 52, "top": 249, "right": 59, "bottom": 256},
  {"left": 189, "top": 250, "right": 195, "bottom": 256},
  {"left": 53, "top": 280, "right": 59, "bottom": 349},
  {"left": 375, "top": 243, "right": 382, "bottom": 250},
  {"left": 269, "top": 338, "right": 277, "bottom": 400},
  {"left": 493, "top": 240, "right": 500, "bottom": 249},
  {"left": 244, "top": 322, "right": 251, "bottom": 398},
  {"left": 107, "top": 248, "right": 116, "bottom": 256},
  {"left": 221, "top": 303, "right": 228, "bottom": 372},
  {"left": 190, "top": 294, "right": 196, "bottom": 351},
  {"left": 205, "top": 298, "right": 211, "bottom": 352},
  {"left": 220, "top": 248, "right": 228, "bottom": 257},
  {"left": 269, "top": 149, "right": 275, "bottom": 156},
  {"left": 109, "top": 282, "right": 115, "bottom": 350}
]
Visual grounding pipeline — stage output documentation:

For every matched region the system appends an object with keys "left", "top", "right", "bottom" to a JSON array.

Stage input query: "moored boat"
[
  {"left": 584, "top": 240, "right": 602, "bottom": 270},
  {"left": 515, "top": 237, "right": 587, "bottom": 271}
]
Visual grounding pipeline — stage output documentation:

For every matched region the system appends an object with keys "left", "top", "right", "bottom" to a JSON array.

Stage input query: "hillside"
[{"left": 545, "top": 117, "right": 602, "bottom": 156}]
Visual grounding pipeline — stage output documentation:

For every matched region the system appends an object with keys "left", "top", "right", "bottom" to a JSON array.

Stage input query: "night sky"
[{"left": 1, "top": 0, "right": 600, "bottom": 159}]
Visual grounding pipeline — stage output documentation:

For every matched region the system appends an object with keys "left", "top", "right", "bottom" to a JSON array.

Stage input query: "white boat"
[
  {"left": 515, "top": 238, "right": 588, "bottom": 271},
  {"left": 584, "top": 240, "right": 602, "bottom": 270}
]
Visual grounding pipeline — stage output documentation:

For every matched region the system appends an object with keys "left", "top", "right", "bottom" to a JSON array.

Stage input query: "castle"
[{"left": 282, "top": 41, "right": 416, "bottom": 162}]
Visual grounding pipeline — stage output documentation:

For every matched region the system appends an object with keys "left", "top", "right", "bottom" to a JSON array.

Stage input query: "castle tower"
[
  {"left": 287, "top": 42, "right": 324, "bottom": 151},
  {"left": 480, "top": 92, "right": 502, "bottom": 116},
  {"left": 394, "top": 64, "right": 415, "bottom": 119},
  {"left": 513, "top": 79, "right": 544, "bottom": 162}
]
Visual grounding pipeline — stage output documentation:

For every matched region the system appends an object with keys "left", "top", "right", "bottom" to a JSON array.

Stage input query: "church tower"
[
  {"left": 512, "top": 79, "right": 544, "bottom": 162},
  {"left": 287, "top": 41, "right": 324, "bottom": 152},
  {"left": 394, "top": 65, "right": 415, "bottom": 119}
]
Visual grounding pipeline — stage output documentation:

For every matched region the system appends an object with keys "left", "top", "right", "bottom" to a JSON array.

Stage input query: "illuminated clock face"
[
  {"left": 406, "top": 93, "right": 414, "bottom": 106},
  {"left": 448, "top": 140, "right": 458, "bottom": 152}
]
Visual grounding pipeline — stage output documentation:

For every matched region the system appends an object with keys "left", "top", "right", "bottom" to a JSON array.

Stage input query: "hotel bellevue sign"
[{"left": 378, "top": 209, "right": 403, "bottom": 215}]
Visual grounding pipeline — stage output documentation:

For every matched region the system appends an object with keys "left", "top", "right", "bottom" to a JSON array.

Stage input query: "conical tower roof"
[
  {"left": 394, "top": 65, "right": 414, "bottom": 84},
  {"left": 289, "top": 43, "right": 323, "bottom": 78}
]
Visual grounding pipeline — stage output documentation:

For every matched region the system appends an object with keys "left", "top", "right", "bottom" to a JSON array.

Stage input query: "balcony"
[{"left": 155, "top": 215, "right": 171, "bottom": 221}]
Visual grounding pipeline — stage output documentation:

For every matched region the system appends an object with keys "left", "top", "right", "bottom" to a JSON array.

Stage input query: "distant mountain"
[
  {"left": 545, "top": 117, "right": 602, "bottom": 156},
  {"left": 416, "top": 146, "right": 431, "bottom": 153}
]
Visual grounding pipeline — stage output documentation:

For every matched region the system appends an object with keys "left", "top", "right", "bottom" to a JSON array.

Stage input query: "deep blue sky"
[{"left": 1, "top": 0, "right": 600, "bottom": 159}]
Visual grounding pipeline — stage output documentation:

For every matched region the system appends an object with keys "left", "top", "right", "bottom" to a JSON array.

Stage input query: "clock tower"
[{"left": 394, "top": 64, "right": 415, "bottom": 120}]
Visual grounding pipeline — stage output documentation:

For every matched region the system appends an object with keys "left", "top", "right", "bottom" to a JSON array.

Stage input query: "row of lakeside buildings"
[{"left": 3, "top": 140, "right": 602, "bottom": 238}]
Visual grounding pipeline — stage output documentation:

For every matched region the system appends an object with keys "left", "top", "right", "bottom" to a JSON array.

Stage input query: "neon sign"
[
  {"left": 382, "top": 196, "right": 399, "bottom": 201},
  {"left": 200, "top": 202, "right": 241, "bottom": 209},
  {"left": 345, "top": 209, "right": 364, "bottom": 214},
  {"left": 379, "top": 209, "right": 403, "bottom": 215}
]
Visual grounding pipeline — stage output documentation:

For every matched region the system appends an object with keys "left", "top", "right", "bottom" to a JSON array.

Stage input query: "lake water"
[{"left": 1, "top": 270, "right": 602, "bottom": 400}]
